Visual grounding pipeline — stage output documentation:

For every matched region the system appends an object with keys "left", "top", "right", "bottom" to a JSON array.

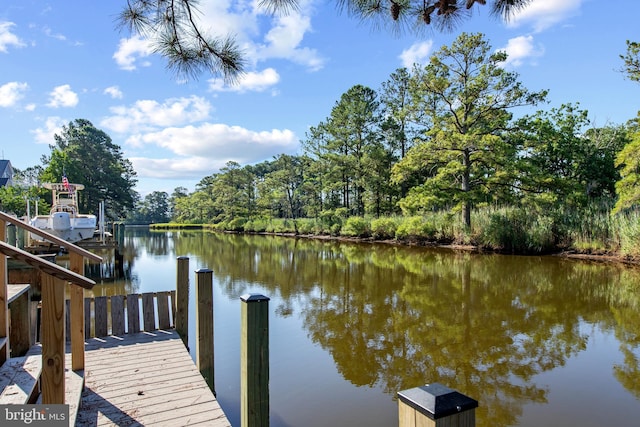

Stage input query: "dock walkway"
[
  {"left": 1, "top": 215, "right": 233, "bottom": 426},
  {"left": 77, "top": 330, "right": 230, "bottom": 426}
]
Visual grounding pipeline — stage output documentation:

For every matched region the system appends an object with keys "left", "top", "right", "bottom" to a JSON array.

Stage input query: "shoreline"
[
  {"left": 232, "top": 229, "right": 640, "bottom": 267},
  {"left": 149, "top": 223, "right": 640, "bottom": 267}
]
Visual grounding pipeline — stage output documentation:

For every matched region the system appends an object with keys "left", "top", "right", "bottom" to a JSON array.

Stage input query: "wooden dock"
[
  {"left": 76, "top": 330, "right": 230, "bottom": 426},
  {"left": 68, "top": 289, "right": 231, "bottom": 427},
  {"left": 1, "top": 216, "right": 233, "bottom": 427}
]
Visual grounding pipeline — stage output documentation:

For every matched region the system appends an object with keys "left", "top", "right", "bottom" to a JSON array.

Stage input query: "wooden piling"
[
  {"left": 69, "top": 252, "right": 85, "bottom": 371},
  {"left": 175, "top": 256, "right": 189, "bottom": 347},
  {"left": 6, "top": 223, "right": 16, "bottom": 246},
  {"left": 240, "top": 293, "right": 270, "bottom": 427},
  {"left": 41, "top": 274, "right": 66, "bottom": 404},
  {"left": 397, "top": 383, "right": 478, "bottom": 427},
  {"left": 196, "top": 268, "right": 214, "bottom": 394}
]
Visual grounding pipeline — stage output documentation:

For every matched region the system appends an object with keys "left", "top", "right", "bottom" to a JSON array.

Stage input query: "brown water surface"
[{"left": 87, "top": 229, "right": 640, "bottom": 427}]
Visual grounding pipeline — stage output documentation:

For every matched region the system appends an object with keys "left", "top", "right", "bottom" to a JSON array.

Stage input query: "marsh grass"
[{"left": 185, "top": 203, "right": 640, "bottom": 257}]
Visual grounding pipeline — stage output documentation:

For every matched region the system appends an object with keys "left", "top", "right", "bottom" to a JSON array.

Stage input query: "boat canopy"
[{"left": 43, "top": 182, "right": 85, "bottom": 191}]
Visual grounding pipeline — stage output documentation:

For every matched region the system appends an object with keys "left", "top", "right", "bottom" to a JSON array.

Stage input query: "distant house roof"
[{"left": 0, "top": 160, "right": 14, "bottom": 187}]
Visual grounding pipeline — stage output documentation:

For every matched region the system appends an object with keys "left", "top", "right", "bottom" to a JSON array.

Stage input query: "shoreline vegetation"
[{"left": 147, "top": 205, "right": 640, "bottom": 266}]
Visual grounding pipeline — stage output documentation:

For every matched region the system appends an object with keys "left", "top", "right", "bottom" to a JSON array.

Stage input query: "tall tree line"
[{"left": 172, "top": 33, "right": 631, "bottom": 228}]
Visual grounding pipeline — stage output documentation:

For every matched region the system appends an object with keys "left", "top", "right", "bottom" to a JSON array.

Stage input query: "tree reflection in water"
[{"left": 110, "top": 230, "right": 640, "bottom": 426}]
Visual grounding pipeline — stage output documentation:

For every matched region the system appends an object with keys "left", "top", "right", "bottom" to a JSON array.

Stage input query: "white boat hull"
[{"left": 29, "top": 213, "right": 97, "bottom": 243}]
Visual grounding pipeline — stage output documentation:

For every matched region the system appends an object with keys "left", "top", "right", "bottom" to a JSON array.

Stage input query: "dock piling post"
[
  {"left": 397, "top": 383, "right": 477, "bottom": 427},
  {"left": 176, "top": 256, "right": 189, "bottom": 347},
  {"left": 41, "top": 274, "right": 66, "bottom": 404},
  {"left": 196, "top": 268, "right": 214, "bottom": 394},
  {"left": 240, "top": 293, "right": 270, "bottom": 427},
  {"left": 69, "top": 252, "right": 85, "bottom": 371},
  {"left": 7, "top": 223, "right": 16, "bottom": 247}
]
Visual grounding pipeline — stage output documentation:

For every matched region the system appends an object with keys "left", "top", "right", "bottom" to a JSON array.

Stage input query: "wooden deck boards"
[
  {"left": 76, "top": 330, "right": 230, "bottom": 427},
  {"left": 7, "top": 283, "right": 30, "bottom": 304}
]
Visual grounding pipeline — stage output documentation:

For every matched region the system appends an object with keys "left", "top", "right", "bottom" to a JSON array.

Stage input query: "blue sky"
[{"left": 1, "top": 0, "right": 639, "bottom": 195}]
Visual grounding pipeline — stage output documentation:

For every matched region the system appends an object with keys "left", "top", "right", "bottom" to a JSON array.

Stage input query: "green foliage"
[
  {"left": 330, "top": 223, "right": 342, "bottom": 236},
  {"left": 613, "top": 126, "right": 640, "bottom": 214},
  {"left": 0, "top": 185, "right": 49, "bottom": 217},
  {"left": 297, "top": 218, "right": 317, "bottom": 234},
  {"left": 514, "top": 105, "right": 626, "bottom": 210},
  {"left": 244, "top": 219, "right": 268, "bottom": 232},
  {"left": 392, "top": 32, "right": 546, "bottom": 228},
  {"left": 40, "top": 119, "right": 137, "bottom": 220},
  {"left": 341, "top": 217, "right": 371, "bottom": 237},
  {"left": 257, "top": 154, "right": 309, "bottom": 220},
  {"left": 227, "top": 217, "right": 247, "bottom": 232},
  {"left": 558, "top": 201, "right": 617, "bottom": 253},
  {"left": 303, "top": 85, "right": 383, "bottom": 217},
  {"left": 621, "top": 40, "right": 640, "bottom": 82},
  {"left": 264, "top": 218, "right": 297, "bottom": 234},
  {"left": 211, "top": 221, "right": 229, "bottom": 231},
  {"left": 478, "top": 208, "right": 556, "bottom": 254},
  {"left": 617, "top": 210, "right": 640, "bottom": 257},
  {"left": 130, "top": 191, "right": 170, "bottom": 224},
  {"left": 370, "top": 217, "right": 398, "bottom": 240},
  {"left": 395, "top": 216, "right": 437, "bottom": 241},
  {"left": 139, "top": 33, "right": 640, "bottom": 260}
]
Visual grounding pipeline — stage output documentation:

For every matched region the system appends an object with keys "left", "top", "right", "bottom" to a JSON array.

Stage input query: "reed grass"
[{"left": 196, "top": 203, "right": 640, "bottom": 257}]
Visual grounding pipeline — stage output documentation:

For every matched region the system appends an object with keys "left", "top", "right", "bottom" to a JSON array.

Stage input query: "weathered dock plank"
[
  {"left": 76, "top": 330, "right": 230, "bottom": 427},
  {"left": 0, "top": 351, "right": 41, "bottom": 404},
  {"left": 7, "top": 284, "right": 30, "bottom": 303}
]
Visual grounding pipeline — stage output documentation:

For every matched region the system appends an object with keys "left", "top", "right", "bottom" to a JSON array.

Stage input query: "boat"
[{"left": 29, "top": 182, "right": 97, "bottom": 244}]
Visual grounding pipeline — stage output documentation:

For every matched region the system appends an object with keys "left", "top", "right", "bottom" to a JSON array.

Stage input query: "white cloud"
[
  {"left": 43, "top": 26, "right": 66, "bottom": 41},
  {"left": 196, "top": 0, "right": 323, "bottom": 70},
  {"left": 498, "top": 35, "right": 545, "bottom": 67},
  {"left": 0, "top": 82, "right": 29, "bottom": 107},
  {"left": 255, "top": 12, "right": 325, "bottom": 71},
  {"left": 129, "top": 157, "right": 228, "bottom": 180},
  {"left": 399, "top": 41, "right": 434, "bottom": 68},
  {"left": 145, "top": 123, "right": 297, "bottom": 156},
  {"left": 104, "top": 86, "right": 123, "bottom": 99},
  {"left": 209, "top": 68, "right": 280, "bottom": 93},
  {"left": 126, "top": 122, "right": 299, "bottom": 180},
  {"left": 0, "top": 22, "right": 25, "bottom": 52},
  {"left": 113, "top": 36, "right": 154, "bottom": 71},
  {"left": 31, "top": 116, "right": 66, "bottom": 144},
  {"left": 101, "top": 96, "right": 212, "bottom": 134},
  {"left": 507, "top": 0, "right": 583, "bottom": 32},
  {"left": 129, "top": 123, "right": 298, "bottom": 165},
  {"left": 47, "top": 84, "right": 79, "bottom": 108},
  {"left": 197, "top": 0, "right": 259, "bottom": 39}
]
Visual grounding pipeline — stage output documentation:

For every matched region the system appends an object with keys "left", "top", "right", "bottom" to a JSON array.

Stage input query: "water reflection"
[{"left": 97, "top": 229, "right": 640, "bottom": 426}]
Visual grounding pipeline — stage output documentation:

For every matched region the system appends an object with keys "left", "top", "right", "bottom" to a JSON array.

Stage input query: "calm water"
[{"left": 85, "top": 228, "right": 640, "bottom": 427}]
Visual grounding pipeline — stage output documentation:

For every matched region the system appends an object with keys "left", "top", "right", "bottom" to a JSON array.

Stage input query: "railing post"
[
  {"left": 7, "top": 223, "right": 16, "bottom": 246},
  {"left": 176, "top": 256, "right": 189, "bottom": 347},
  {"left": 8, "top": 286, "right": 31, "bottom": 357},
  {"left": 398, "top": 383, "right": 478, "bottom": 427},
  {"left": 240, "top": 293, "right": 270, "bottom": 427},
  {"left": 0, "top": 217, "right": 8, "bottom": 364},
  {"left": 41, "top": 274, "right": 66, "bottom": 404},
  {"left": 195, "top": 268, "right": 214, "bottom": 394},
  {"left": 69, "top": 252, "right": 85, "bottom": 371}
]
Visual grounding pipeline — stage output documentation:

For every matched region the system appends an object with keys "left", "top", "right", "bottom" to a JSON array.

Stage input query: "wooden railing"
[{"left": 0, "top": 210, "right": 101, "bottom": 404}]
